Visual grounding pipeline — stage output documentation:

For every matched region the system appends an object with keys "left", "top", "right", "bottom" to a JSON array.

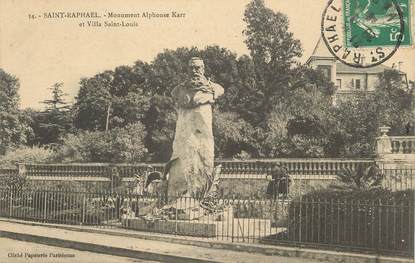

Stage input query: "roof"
[
  {"left": 308, "top": 37, "right": 406, "bottom": 75},
  {"left": 310, "top": 37, "right": 333, "bottom": 58}
]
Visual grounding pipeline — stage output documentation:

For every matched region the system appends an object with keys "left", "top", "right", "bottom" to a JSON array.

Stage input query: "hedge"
[{"left": 287, "top": 189, "right": 414, "bottom": 256}]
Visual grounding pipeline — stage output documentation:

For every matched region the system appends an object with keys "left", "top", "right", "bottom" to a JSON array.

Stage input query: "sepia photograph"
[{"left": 0, "top": 0, "right": 414, "bottom": 262}]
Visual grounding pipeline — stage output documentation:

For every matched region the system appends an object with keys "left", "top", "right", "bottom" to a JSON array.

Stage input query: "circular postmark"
[{"left": 321, "top": 0, "right": 404, "bottom": 68}]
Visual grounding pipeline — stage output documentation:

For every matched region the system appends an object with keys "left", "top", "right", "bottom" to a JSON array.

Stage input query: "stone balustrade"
[
  {"left": 390, "top": 136, "right": 415, "bottom": 154},
  {"left": 376, "top": 126, "right": 415, "bottom": 155},
  {"left": 2, "top": 159, "right": 413, "bottom": 192},
  {"left": 18, "top": 163, "right": 164, "bottom": 181},
  {"left": 218, "top": 158, "right": 374, "bottom": 177},
  {"left": 10, "top": 158, "right": 374, "bottom": 181}
]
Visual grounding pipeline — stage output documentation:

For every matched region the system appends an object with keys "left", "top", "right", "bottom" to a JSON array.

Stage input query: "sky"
[{"left": 0, "top": 0, "right": 414, "bottom": 109}]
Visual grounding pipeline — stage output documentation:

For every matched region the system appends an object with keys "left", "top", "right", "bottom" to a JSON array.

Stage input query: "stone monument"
[
  {"left": 168, "top": 57, "right": 224, "bottom": 208},
  {"left": 124, "top": 58, "right": 226, "bottom": 234}
]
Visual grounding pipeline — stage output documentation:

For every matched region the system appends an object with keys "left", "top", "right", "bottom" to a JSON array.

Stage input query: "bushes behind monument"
[
  {"left": 53, "top": 123, "right": 148, "bottom": 163},
  {"left": 0, "top": 146, "right": 54, "bottom": 169}
]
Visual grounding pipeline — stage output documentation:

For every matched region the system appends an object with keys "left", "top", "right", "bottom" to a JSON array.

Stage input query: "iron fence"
[
  {"left": 0, "top": 188, "right": 413, "bottom": 258},
  {"left": 382, "top": 169, "right": 415, "bottom": 191}
]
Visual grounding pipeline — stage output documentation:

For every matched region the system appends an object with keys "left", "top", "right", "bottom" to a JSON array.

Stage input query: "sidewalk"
[
  {"left": 0, "top": 219, "right": 412, "bottom": 263},
  {"left": 0, "top": 237, "right": 158, "bottom": 263},
  {"left": 0, "top": 220, "right": 320, "bottom": 263}
]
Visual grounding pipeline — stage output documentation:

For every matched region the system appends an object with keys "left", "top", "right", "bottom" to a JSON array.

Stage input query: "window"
[
  {"left": 355, "top": 79, "right": 361, "bottom": 89},
  {"left": 336, "top": 79, "right": 341, "bottom": 89},
  {"left": 316, "top": 65, "right": 332, "bottom": 81}
]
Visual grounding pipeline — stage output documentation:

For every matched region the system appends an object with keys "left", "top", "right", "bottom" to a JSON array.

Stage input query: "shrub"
[
  {"left": 0, "top": 146, "right": 52, "bottom": 190},
  {"left": 0, "top": 146, "right": 53, "bottom": 168},
  {"left": 333, "top": 164, "right": 382, "bottom": 190},
  {"left": 0, "top": 173, "right": 28, "bottom": 191},
  {"left": 219, "top": 179, "right": 269, "bottom": 199},
  {"left": 53, "top": 122, "right": 148, "bottom": 163},
  {"left": 233, "top": 200, "right": 269, "bottom": 219},
  {"left": 287, "top": 189, "right": 414, "bottom": 256},
  {"left": 4, "top": 187, "right": 119, "bottom": 225},
  {"left": 213, "top": 110, "right": 257, "bottom": 158},
  {"left": 231, "top": 199, "right": 288, "bottom": 225}
]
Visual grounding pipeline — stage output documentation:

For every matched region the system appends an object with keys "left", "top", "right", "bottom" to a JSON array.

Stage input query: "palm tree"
[{"left": 333, "top": 164, "right": 383, "bottom": 190}]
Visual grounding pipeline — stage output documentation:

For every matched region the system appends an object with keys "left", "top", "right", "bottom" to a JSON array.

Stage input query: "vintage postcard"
[{"left": 0, "top": 0, "right": 414, "bottom": 262}]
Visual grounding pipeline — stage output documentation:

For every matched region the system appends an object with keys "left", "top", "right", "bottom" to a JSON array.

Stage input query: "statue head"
[{"left": 189, "top": 57, "right": 205, "bottom": 78}]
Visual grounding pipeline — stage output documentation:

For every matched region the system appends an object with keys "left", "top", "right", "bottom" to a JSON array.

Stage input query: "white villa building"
[{"left": 306, "top": 38, "right": 409, "bottom": 102}]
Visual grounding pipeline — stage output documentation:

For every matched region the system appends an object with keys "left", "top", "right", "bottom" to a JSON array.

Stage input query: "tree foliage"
[
  {"left": 328, "top": 95, "right": 379, "bottom": 157},
  {"left": 4, "top": 1, "right": 413, "bottom": 162},
  {"left": 0, "top": 146, "right": 53, "bottom": 168},
  {"left": 73, "top": 68, "right": 150, "bottom": 131},
  {"left": 243, "top": 0, "right": 303, "bottom": 110},
  {"left": 213, "top": 110, "right": 257, "bottom": 158},
  {"left": 53, "top": 123, "right": 147, "bottom": 163},
  {"left": 143, "top": 95, "right": 176, "bottom": 162},
  {"left": 0, "top": 69, "right": 32, "bottom": 155},
  {"left": 373, "top": 69, "right": 414, "bottom": 135},
  {"left": 0, "top": 173, "right": 28, "bottom": 191},
  {"left": 72, "top": 45, "right": 245, "bottom": 160},
  {"left": 327, "top": 70, "right": 414, "bottom": 157},
  {"left": 31, "top": 83, "right": 73, "bottom": 146}
]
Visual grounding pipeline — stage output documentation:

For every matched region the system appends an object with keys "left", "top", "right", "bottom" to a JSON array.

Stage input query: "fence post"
[
  {"left": 9, "top": 189, "right": 13, "bottom": 218},
  {"left": 299, "top": 196, "right": 302, "bottom": 243},
  {"left": 231, "top": 198, "right": 235, "bottom": 243},
  {"left": 43, "top": 191, "right": 47, "bottom": 222},
  {"left": 378, "top": 199, "right": 382, "bottom": 252},
  {"left": 82, "top": 194, "right": 86, "bottom": 224}
]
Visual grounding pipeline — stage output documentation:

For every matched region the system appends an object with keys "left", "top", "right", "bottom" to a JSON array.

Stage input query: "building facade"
[{"left": 306, "top": 38, "right": 409, "bottom": 102}]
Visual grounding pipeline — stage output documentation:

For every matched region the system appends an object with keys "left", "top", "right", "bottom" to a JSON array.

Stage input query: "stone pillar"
[
  {"left": 375, "top": 126, "right": 415, "bottom": 170},
  {"left": 18, "top": 163, "right": 26, "bottom": 176},
  {"left": 109, "top": 166, "right": 121, "bottom": 193},
  {"left": 376, "top": 126, "right": 392, "bottom": 156}
]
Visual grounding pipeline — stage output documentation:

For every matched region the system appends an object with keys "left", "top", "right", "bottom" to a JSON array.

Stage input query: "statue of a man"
[{"left": 168, "top": 57, "right": 224, "bottom": 199}]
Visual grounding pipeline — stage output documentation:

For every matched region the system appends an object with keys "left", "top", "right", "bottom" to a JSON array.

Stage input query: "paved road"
[
  {"left": 0, "top": 238, "right": 159, "bottom": 263},
  {"left": 0, "top": 220, "right": 329, "bottom": 263}
]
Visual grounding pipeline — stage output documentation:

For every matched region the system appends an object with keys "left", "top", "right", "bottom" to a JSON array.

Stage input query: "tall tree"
[
  {"left": 34, "top": 82, "right": 72, "bottom": 145},
  {"left": 0, "top": 69, "right": 31, "bottom": 154},
  {"left": 43, "top": 82, "right": 69, "bottom": 110},
  {"left": 146, "top": 47, "right": 199, "bottom": 96},
  {"left": 73, "top": 67, "right": 150, "bottom": 131},
  {"left": 74, "top": 71, "right": 113, "bottom": 130},
  {"left": 215, "top": 55, "right": 265, "bottom": 124},
  {"left": 243, "top": 0, "right": 302, "bottom": 105}
]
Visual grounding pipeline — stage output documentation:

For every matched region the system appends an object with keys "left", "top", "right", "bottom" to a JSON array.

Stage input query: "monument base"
[{"left": 121, "top": 218, "right": 216, "bottom": 237}]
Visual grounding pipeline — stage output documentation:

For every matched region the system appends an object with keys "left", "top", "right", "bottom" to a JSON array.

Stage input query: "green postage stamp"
[
  {"left": 343, "top": 0, "right": 412, "bottom": 47},
  {"left": 322, "top": 0, "right": 413, "bottom": 67}
]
